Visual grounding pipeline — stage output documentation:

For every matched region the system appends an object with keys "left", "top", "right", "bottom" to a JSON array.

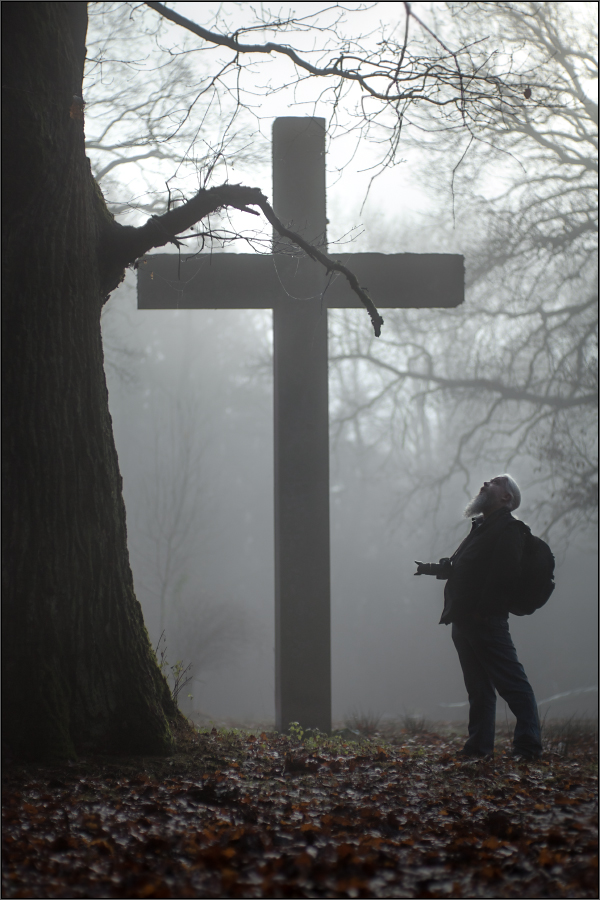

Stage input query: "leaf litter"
[{"left": 2, "top": 724, "right": 598, "bottom": 898}]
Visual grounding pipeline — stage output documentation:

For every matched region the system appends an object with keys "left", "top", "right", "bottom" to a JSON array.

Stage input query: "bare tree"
[
  {"left": 85, "top": 2, "right": 266, "bottom": 218},
  {"left": 134, "top": 393, "right": 208, "bottom": 634},
  {"left": 130, "top": 388, "right": 248, "bottom": 689},
  {"left": 329, "top": 1, "right": 597, "bottom": 542}
]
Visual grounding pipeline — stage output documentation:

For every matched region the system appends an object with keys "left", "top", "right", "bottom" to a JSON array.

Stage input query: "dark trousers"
[{"left": 452, "top": 616, "right": 542, "bottom": 757}]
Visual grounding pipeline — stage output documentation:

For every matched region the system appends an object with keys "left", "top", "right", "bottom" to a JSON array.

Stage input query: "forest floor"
[{"left": 2, "top": 719, "right": 598, "bottom": 899}]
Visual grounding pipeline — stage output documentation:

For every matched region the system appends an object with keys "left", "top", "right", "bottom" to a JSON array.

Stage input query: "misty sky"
[{"left": 96, "top": 1, "right": 598, "bottom": 728}]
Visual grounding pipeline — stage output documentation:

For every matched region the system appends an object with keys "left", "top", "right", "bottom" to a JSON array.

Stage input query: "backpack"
[{"left": 508, "top": 522, "right": 556, "bottom": 616}]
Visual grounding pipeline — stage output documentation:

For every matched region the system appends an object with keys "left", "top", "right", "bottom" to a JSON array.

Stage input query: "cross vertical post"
[{"left": 272, "top": 118, "right": 331, "bottom": 733}]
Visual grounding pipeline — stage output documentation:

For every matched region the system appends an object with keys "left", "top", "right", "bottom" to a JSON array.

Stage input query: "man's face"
[
  {"left": 479, "top": 477, "right": 512, "bottom": 509},
  {"left": 464, "top": 476, "right": 512, "bottom": 517}
]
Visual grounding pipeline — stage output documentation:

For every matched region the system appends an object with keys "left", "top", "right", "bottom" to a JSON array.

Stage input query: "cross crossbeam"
[
  {"left": 138, "top": 252, "right": 464, "bottom": 310},
  {"left": 137, "top": 117, "right": 464, "bottom": 733}
]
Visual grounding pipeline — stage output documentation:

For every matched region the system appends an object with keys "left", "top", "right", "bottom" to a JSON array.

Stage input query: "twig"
[{"left": 254, "top": 196, "right": 384, "bottom": 337}]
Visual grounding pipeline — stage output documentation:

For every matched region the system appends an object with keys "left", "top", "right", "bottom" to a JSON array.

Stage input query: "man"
[{"left": 415, "top": 475, "right": 542, "bottom": 761}]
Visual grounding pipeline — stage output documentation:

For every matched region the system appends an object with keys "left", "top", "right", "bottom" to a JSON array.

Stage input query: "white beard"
[{"left": 464, "top": 491, "right": 494, "bottom": 518}]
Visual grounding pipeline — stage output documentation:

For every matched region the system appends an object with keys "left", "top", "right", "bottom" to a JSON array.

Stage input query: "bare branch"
[
  {"left": 255, "top": 199, "right": 384, "bottom": 337},
  {"left": 332, "top": 352, "right": 597, "bottom": 410},
  {"left": 144, "top": 1, "right": 447, "bottom": 105},
  {"left": 107, "top": 183, "right": 384, "bottom": 335}
]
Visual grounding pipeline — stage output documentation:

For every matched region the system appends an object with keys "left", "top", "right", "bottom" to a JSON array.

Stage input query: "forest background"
[{"left": 90, "top": 0, "right": 597, "bottom": 727}]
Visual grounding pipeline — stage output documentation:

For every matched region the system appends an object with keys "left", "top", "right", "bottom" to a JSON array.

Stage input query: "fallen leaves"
[{"left": 2, "top": 727, "right": 598, "bottom": 898}]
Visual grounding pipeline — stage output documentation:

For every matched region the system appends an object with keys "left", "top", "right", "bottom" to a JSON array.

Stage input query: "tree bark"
[{"left": 2, "top": 2, "right": 176, "bottom": 759}]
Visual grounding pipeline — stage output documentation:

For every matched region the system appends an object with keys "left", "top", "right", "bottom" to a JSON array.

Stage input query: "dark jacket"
[{"left": 438, "top": 507, "right": 525, "bottom": 624}]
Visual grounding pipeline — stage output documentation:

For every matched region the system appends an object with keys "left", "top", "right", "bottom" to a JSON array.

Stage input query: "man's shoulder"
[
  {"left": 460, "top": 510, "right": 520, "bottom": 548},
  {"left": 500, "top": 513, "right": 530, "bottom": 534},
  {"left": 485, "top": 509, "right": 525, "bottom": 532},
  {"left": 488, "top": 514, "right": 529, "bottom": 555},
  {"left": 505, "top": 516, "right": 530, "bottom": 543},
  {"left": 466, "top": 509, "right": 507, "bottom": 533}
]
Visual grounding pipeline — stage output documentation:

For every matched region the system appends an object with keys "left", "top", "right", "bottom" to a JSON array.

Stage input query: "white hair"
[{"left": 498, "top": 474, "right": 521, "bottom": 511}]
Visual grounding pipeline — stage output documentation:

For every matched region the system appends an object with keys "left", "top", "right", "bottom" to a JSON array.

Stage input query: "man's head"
[{"left": 464, "top": 474, "right": 521, "bottom": 518}]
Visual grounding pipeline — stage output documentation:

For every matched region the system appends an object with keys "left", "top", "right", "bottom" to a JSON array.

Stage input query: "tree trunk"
[{"left": 2, "top": 2, "right": 176, "bottom": 759}]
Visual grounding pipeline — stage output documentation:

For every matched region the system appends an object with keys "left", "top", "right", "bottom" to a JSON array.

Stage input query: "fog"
[
  {"left": 91, "top": 0, "right": 597, "bottom": 731},
  {"left": 102, "top": 273, "right": 598, "bottom": 728}
]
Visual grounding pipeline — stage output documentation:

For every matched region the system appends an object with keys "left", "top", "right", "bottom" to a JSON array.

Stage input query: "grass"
[
  {"left": 542, "top": 714, "right": 598, "bottom": 757},
  {"left": 397, "top": 711, "right": 433, "bottom": 735},
  {"left": 340, "top": 712, "right": 463, "bottom": 746},
  {"left": 339, "top": 713, "right": 599, "bottom": 758},
  {"left": 343, "top": 709, "right": 382, "bottom": 737}
]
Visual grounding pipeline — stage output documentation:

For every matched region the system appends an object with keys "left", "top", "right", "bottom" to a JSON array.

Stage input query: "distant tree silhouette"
[{"left": 330, "top": 1, "right": 597, "bottom": 540}]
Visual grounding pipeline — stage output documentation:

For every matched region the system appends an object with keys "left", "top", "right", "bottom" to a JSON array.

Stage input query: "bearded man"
[{"left": 415, "top": 475, "right": 543, "bottom": 761}]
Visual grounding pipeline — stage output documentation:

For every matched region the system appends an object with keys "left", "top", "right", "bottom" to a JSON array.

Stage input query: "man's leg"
[
  {"left": 452, "top": 622, "right": 497, "bottom": 756},
  {"left": 459, "top": 617, "right": 542, "bottom": 759}
]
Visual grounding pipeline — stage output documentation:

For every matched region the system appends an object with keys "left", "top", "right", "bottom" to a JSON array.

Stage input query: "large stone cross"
[{"left": 138, "top": 117, "right": 463, "bottom": 733}]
